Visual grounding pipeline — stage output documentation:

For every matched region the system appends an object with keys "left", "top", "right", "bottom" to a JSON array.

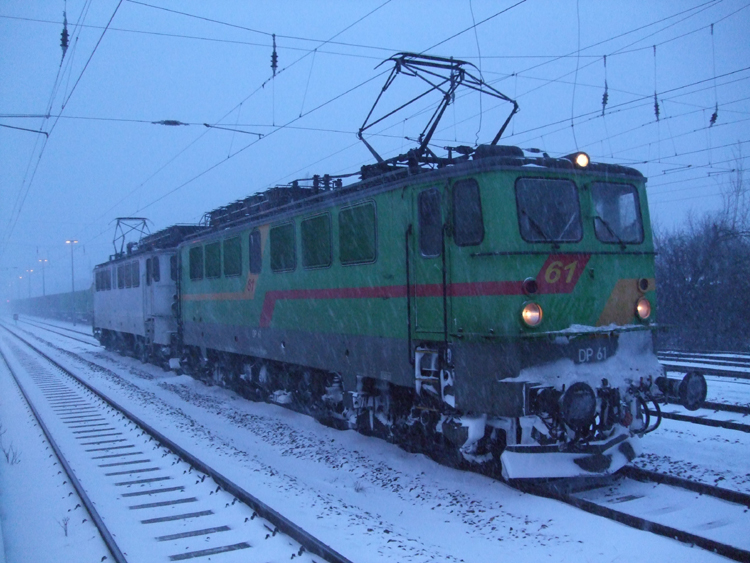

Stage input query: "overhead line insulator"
[
  {"left": 60, "top": 10, "right": 69, "bottom": 63},
  {"left": 271, "top": 33, "right": 278, "bottom": 77}
]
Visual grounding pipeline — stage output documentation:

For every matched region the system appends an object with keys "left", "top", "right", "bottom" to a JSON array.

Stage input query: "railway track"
[
  {"left": 514, "top": 468, "right": 750, "bottom": 562},
  {"left": 649, "top": 408, "right": 750, "bottom": 433},
  {"left": 658, "top": 351, "right": 750, "bottom": 381},
  {"left": 7, "top": 320, "right": 750, "bottom": 560},
  {"left": 16, "top": 317, "right": 99, "bottom": 347},
  {"left": 21, "top": 316, "right": 95, "bottom": 338},
  {"left": 0, "top": 324, "right": 351, "bottom": 563},
  {"left": 656, "top": 351, "right": 750, "bottom": 431}
]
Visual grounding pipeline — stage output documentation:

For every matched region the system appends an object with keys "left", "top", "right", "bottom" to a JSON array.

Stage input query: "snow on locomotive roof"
[{"left": 191, "top": 144, "right": 644, "bottom": 236}]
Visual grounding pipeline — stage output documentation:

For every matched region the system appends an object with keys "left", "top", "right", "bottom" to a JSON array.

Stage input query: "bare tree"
[
  {"left": 720, "top": 144, "right": 748, "bottom": 235},
  {"left": 655, "top": 147, "right": 750, "bottom": 352}
]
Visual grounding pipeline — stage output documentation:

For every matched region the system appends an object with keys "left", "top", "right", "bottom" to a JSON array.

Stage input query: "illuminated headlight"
[
  {"left": 565, "top": 151, "right": 590, "bottom": 168},
  {"left": 636, "top": 297, "right": 651, "bottom": 320},
  {"left": 521, "top": 302, "right": 543, "bottom": 327}
]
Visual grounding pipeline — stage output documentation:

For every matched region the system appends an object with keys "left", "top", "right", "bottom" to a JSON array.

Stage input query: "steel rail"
[
  {"left": 0, "top": 343, "right": 128, "bottom": 563},
  {"left": 0, "top": 323, "right": 354, "bottom": 563},
  {"left": 18, "top": 318, "right": 99, "bottom": 346},
  {"left": 649, "top": 409, "right": 750, "bottom": 433},
  {"left": 620, "top": 466, "right": 750, "bottom": 507},
  {"left": 662, "top": 357, "right": 750, "bottom": 369},
  {"left": 511, "top": 479, "right": 750, "bottom": 562},
  {"left": 659, "top": 351, "right": 750, "bottom": 364},
  {"left": 20, "top": 316, "right": 94, "bottom": 337},
  {"left": 702, "top": 400, "right": 750, "bottom": 416},
  {"left": 660, "top": 361, "right": 750, "bottom": 380}
]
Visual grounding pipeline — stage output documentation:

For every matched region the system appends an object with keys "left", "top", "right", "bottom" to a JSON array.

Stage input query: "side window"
[
  {"left": 270, "top": 223, "right": 296, "bottom": 272},
  {"left": 146, "top": 258, "right": 152, "bottom": 286},
  {"left": 453, "top": 179, "right": 484, "bottom": 246},
  {"left": 118, "top": 266, "right": 124, "bottom": 289},
  {"left": 249, "top": 229, "right": 262, "bottom": 274},
  {"left": 132, "top": 261, "right": 140, "bottom": 288},
  {"left": 170, "top": 255, "right": 177, "bottom": 281},
  {"left": 106, "top": 268, "right": 111, "bottom": 290},
  {"left": 418, "top": 188, "right": 442, "bottom": 257},
  {"left": 339, "top": 202, "right": 376, "bottom": 264},
  {"left": 124, "top": 262, "right": 133, "bottom": 288},
  {"left": 95, "top": 271, "right": 100, "bottom": 291},
  {"left": 223, "top": 237, "right": 242, "bottom": 277},
  {"left": 152, "top": 256, "right": 161, "bottom": 282},
  {"left": 301, "top": 214, "right": 331, "bottom": 269},
  {"left": 205, "top": 242, "right": 221, "bottom": 278},
  {"left": 189, "top": 246, "right": 203, "bottom": 280}
]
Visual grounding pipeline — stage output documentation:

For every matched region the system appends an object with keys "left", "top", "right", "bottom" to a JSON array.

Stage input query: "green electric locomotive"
[{"left": 101, "top": 54, "right": 708, "bottom": 479}]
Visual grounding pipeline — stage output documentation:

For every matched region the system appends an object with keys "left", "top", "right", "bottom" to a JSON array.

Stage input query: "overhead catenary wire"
[
  {"left": 0, "top": 0, "right": 123, "bottom": 262},
  {"left": 468, "top": 0, "right": 483, "bottom": 145},
  {"left": 70, "top": 1, "right": 396, "bottom": 249},
  {"left": 570, "top": 0, "right": 581, "bottom": 149},
  {"left": 2, "top": 0, "right": 747, "bottom": 274},
  {"left": 710, "top": 23, "right": 719, "bottom": 126}
]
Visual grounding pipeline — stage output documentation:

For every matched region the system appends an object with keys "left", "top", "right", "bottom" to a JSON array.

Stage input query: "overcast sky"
[{"left": 1, "top": 0, "right": 748, "bottom": 298}]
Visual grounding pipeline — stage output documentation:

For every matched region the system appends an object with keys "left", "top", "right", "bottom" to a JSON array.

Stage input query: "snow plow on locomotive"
[{"left": 92, "top": 54, "right": 707, "bottom": 480}]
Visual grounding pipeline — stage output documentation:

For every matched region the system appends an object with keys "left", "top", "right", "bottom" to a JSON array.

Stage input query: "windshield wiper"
[
  {"left": 520, "top": 208, "right": 552, "bottom": 242},
  {"left": 595, "top": 215, "right": 626, "bottom": 248}
]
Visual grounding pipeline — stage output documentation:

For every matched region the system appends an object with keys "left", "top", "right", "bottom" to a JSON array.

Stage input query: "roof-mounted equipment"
[{"left": 358, "top": 53, "right": 519, "bottom": 175}]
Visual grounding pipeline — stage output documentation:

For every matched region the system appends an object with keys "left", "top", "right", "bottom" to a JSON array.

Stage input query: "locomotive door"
[
  {"left": 143, "top": 256, "right": 154, "bottom": 338},
  {"left": 411, "top": 185, "right": 449, "bottom": 336}
]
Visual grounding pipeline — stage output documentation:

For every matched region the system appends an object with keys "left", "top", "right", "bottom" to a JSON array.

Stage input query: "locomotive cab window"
[
  {"left": 452, "top": 179, "right": 484, "bottom": 246},
  {"left": 118, "top": 265, "right": 124, "bottom": 289},
  {"left": 146, "top": 258, "right": 152, "bottom": 286},
  {"left": 223, "top": 237, "right": 241, "bottom": 277},
  {"left": 189, "top": 246, "right": 203, "bottom": 280},
  {"left": 591, "top": 182, "right": 644, "bottom": 244},
  {"left": 419, "top": 188, "right": 442, "bottom": 257},
  {"left": 249, "top": 229, "right": 262, "bottom": 274},
  {"left": 170, "top": 255, "right": 177, "bottom": 281},
  {"left": 152, "top": 256, "right": 160, "bottom": 282},
  {"left": 270, "top": 223, "right": 296, "bottom": 272},
  {"left": 301, "top": 214, "right": 332, "bottom": 269},
  {"left": 340, "top": 202, "right": 376, "bottom": 265},
  {"left": 515, "top": 177, "right": 582, "bottom": 243}
]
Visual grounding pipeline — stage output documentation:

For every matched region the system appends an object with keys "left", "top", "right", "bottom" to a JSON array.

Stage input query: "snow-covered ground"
[{"left": 2, "top": 315, "right": 749, "bottom": 562}]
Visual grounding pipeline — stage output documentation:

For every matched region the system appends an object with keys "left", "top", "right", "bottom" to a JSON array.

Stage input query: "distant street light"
[
  {"left": 24, "top": 269, "right": 33, "bottom": 298},
  {"left": 66, "top": 239, "right": 78, "bottom": 324},
  {"left": 38, "top": 258, "right": 48, "bottom": 296}
]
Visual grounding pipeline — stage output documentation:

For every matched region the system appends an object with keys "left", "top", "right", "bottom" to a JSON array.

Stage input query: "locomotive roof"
[
  {"left": 95, "top": 224, "right": 202, "bottom": 268},
  {"left": 179, "top": 144, "right": 644, "bottom": 239}
]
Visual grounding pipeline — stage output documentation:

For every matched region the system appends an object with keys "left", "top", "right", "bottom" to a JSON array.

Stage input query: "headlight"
[
  {"left": 521, "top": 302, "right": 543, "bottom": 327},
  {"left": 636, "top": 297, "right": 651, "bottom": 320},
  {"left": 561, "top": 382, "right": 596, "bottom": 432},
  {"left": 565, "top": 151, "right": 590, "bottom": 168}
]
